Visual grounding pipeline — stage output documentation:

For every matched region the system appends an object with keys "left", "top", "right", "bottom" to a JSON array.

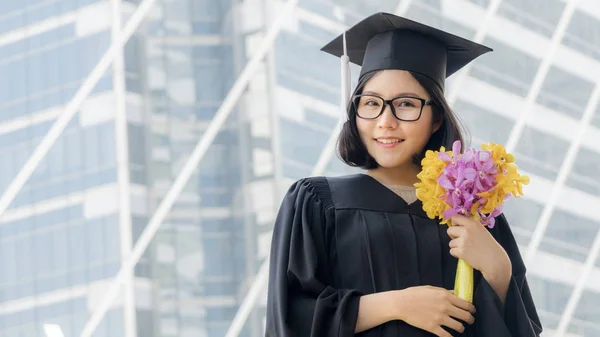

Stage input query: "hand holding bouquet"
[{"left": 414, "top": 140, "right": 529, "bottom": 302}]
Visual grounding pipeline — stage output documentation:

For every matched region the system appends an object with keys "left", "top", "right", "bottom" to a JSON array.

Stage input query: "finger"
[
  {"left": 449, "top": 306, "right": 476, "bottom": 325},
  {"left": 450, "top": 215, "right": 475, "bottom": 227},
  {"left": 448, "top": 295, "right": 477, "bottom": 314},
  {"left": 433, "top": 327, "right": 452, "bottom": 337},
  {"left": 447, "top": 226, "right": 465, "bottom": 239},
  {"left": 449, "top": 238, "right": 461, "bottom": 248},
  {"left": 442, "top": 316, "right": 465, "bottom": 334},
  {"left": 450, "top": 214, "right": 469, "bottom": 226},
  {"left": 449, "top": 247, "right": 462, "bottom": 258}
]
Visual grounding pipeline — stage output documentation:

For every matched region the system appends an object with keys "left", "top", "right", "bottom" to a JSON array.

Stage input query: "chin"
[{"left": 373, "top": 157, "right": 412, "bottom": 169}]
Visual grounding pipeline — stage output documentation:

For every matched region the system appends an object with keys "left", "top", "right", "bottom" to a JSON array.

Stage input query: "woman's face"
[{"left": 356, "top": 70, "right": 440, "bottom": 169}]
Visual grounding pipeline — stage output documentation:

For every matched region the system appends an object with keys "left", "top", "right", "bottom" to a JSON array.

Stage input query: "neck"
[{"left": 366, "top": 164, "right": 421, "bottom": 186}]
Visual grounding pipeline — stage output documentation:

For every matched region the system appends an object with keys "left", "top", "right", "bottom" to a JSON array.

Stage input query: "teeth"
[{"left": 377, "top": 139, "right": 401, "bottom": 144}]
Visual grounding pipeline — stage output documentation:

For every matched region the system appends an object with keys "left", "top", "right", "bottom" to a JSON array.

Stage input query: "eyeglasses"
[{"left": 352, "top": 94, "right": 433, "bottom": 121}]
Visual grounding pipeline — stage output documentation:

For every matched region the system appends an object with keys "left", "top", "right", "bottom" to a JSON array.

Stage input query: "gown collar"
[{"left": 326, "top": 174, "right": 429, "bottom": 218}]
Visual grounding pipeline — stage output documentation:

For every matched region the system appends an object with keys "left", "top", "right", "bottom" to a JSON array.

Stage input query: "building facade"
[{"left": 0, "top": 0, "right": 599, "bottom": 336}]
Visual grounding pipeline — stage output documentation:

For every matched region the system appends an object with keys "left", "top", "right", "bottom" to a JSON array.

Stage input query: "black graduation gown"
[{"left": 265, "top": 174, "right": 542, "bottom": 337}]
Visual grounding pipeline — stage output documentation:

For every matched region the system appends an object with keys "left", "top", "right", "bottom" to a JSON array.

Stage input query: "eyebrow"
[{"left": 362, "top": 90, "right": 426, "bottom": 99}]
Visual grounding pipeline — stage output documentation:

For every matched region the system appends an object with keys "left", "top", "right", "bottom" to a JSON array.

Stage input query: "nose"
[{"left": 376, "top": 103, "right": 399, "bottom": 129}]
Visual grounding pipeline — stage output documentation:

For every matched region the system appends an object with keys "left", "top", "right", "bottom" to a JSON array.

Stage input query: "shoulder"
[
  {"left": 285, "top": 174, "right": 368, "bottom": 210},
  {"left": 285, "top": 176, "right": 334, "bottom": 210}
]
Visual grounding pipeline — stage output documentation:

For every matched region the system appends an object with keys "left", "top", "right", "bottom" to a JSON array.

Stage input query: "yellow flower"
[
  {"left": 415, "top": 148, "right": 451, "bottom": 224},
  {"left": 478, "top": 143, "right": 529, "bottom": 213},
  {"left": 481, "top": 142, "right": 515, "bottom": 168}
]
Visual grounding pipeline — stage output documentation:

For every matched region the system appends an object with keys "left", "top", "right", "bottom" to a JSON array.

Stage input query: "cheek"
[
  {"left": 406, "top": 119, "right": 433, "bottom": 138},
  {"left": 355, "top": 119, "right": 372, "bottom": 142}
]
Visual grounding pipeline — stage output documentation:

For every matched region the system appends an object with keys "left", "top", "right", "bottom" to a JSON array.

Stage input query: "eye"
[
  {"left": 364, "top": 99, "right": 381, "bottom": 107},
  {"left": 396, "top": 99, "right": 417, "bottom": 108},
  {"left": 394, "top": 97, "right": 421, "bottom": 110}
]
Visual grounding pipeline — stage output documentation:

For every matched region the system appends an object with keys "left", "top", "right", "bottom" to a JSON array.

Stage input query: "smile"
[{"left": 375, "top": 138, "right": 404, "bottom": 148}]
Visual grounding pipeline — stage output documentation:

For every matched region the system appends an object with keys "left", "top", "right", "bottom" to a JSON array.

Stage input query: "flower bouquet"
[{"left": 414, "top": 140, "right": 529, "bottom": 302}]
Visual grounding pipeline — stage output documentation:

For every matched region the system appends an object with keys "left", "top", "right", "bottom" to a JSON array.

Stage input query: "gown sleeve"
[
  {"left": 471, "top": 214, "right": 543, "bottom": 337},
  {"left": 265, "top": 178, "right": 364, "bottom": 337}
]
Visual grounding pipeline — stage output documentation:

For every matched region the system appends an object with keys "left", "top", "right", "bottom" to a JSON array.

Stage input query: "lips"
[
  {"left": 374, "top": 138, "right": 404, "bottom": 149},
  {"left": 375, "top": 138, "right": 404, "bottom": 144}
]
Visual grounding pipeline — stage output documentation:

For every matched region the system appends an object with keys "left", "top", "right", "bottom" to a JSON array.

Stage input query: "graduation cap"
[{"left": 321, "top": 12, "right": 492, "bottom": 113}]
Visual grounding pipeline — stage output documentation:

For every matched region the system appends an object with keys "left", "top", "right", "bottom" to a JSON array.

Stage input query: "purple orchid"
[{"left": 437, "top": 140, "right": 502, "bottom": 227}]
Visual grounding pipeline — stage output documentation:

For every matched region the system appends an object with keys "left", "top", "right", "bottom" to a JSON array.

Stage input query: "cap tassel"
[{"left": 340, "top": 31, "right": 351, "bottom": 120}]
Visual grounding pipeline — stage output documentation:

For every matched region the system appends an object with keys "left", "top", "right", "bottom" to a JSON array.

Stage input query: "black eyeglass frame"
[{"left": 352, "top": 94, "right": 434, "bottom": 121}]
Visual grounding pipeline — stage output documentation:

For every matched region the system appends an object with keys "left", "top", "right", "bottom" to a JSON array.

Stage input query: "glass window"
[
  {"left": 0, "top": 151, "right": 14, "bottom": 193},
  {"left": 49, "top": 132, "right": 66, "bottom": 177},
  {"left": 498, "top": 0, "right": 565, "bottom": 38},
  {"left": 514, "top": 127, "right": 569, "bottom": 181},
  {"left": 282, "top": 160, "right": 312, "bottom": 181},
  {"left": 304, "top": 108, "right": 337, "bottom": 130},
  {"left": 6, "top": 58, "right": 27, "bottom": 101},
  {"left": 81, "top": 32, "right": 110, "bottom": 75},
  {"left": 540, "top": 209, "right": 599, "bottom": 262},
  {"left": 200, "top": 190, "right": 232, "bottom": 208},
  {"left": 0, "top": 2, "right": 27, "bottom": 16},
  {"left": 564, "top": 10, "right": 600, "bottom": 62},
  {"left": 0, "top": 12, "right": 26, "bottom": 35},
  {"left": 537, "top": 66, "right": 594, "bottom": 119},
  {"left": 125, "top": 76, "right": 141, "bottom": 94},
  {"left": 104, "top": 216, "right": 121, "bottom": 261},
  {"left": 69, "top": 222, "right": 87, "bottom": 268},
  {"left": 472, "top": 37, "right": 539, "bottom": 97},
  {"left": 84, "top": 125, "right": 101, "bottom": 170},
  {"left": 128, "top": 123, "right": 147, "bottom": 165},
  {"left": 202, "top": 235, "right": 234, "bottom": 277},
  {"left": 27, "top": 51, "right": 47, "bottom": 94},
  {"left": 59, "top": 41, "right": 83, "bottom": 84},
  {"left": 502, "top": 197, "right": 544, "bottom": 246},
  {"left": 15, "top": 235, "right": 34, "bottom": 296},
  {"left": 53, "top": 226, "right": 69, "bottom": 271},
  {"left": 99, "top": 123, "right": 116, "bottom": 166},
  {"left": 33, "top": 231, "right": 53, "bottom": 276},
  {"left": 124, "top": 36, "right": 142, "bottom": 76},
  {"left": 0, "top": 64, "right": 9, "bottom": 105},
  {"left": 453, "top": 100, "right": 513, "bottom": 145},
  {"left": 0, "top": 237, "right": 17, "bottom": 283},
  {"left": 195, "top": 61, "right": 224, "bottom": 102},
  {"left": 65, "top": 130, "right": 83, "bottom": 173},
  {"left": 529, "top": 276, "right": 572, "bottom": 315},
  {"left": 92, "top": 74, "right": 114, "bottom": 94},
  {"left": 275, "top": 31, "right": 339, "bottom": 92},
  {"left": 279, "top": 119, "right": 330, "bottom": 165},
  {"left": 87, "top": 218, "right": 105, "bottom": 263},
  {"left": 572, "top": 290, "right": 600, "bottom": 334},
  {"left": 301, "top": 0, "right": 344, "bottom": 18},
  {"left": 566, "top": 147, "right": 600, "bottom": 197}
]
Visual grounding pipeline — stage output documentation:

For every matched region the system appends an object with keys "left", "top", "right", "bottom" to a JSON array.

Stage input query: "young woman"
[{"left": 265, "top": 13, "right": 542, "bottom": 337}]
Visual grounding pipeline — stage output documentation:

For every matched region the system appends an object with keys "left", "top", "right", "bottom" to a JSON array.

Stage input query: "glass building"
[{"left": 0, "top": 0, "right": 599, "bottom": 336}]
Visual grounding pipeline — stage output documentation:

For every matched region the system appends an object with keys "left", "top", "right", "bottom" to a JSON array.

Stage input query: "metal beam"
[
  {"left": 223, "top": 2, "right": 415, "bottom": 336},
  {"left": 79, "top": 0, "right": 300, "bottom": 336},
  {"left": 0, "top": 0, "right": 158, "bottom": 219},
  {"left": 504, "top": 0, "right": 580, "bottom": 152},
  {"left": 555, "top": 229, "right": 600, "bottom": 336},
  {"left": 111, "top": 0, "right": 137, "bottom": 335},
  {"left": 447, "top": 0, "right": 503, "bottom": 105}
]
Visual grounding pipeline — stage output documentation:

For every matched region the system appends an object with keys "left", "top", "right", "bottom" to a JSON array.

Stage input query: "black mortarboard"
[{"left": 321, "top": 12, "right": 492, "bottom": 100}]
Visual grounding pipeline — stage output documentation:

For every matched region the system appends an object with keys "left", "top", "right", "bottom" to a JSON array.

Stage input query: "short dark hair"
[{"left": 336, "top": 70, "right": 469, "bottom": 170}]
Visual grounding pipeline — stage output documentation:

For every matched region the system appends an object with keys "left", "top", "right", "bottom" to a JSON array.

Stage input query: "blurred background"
[{"left": 0, "top": 0, "right": 599, "bottom": 336}]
